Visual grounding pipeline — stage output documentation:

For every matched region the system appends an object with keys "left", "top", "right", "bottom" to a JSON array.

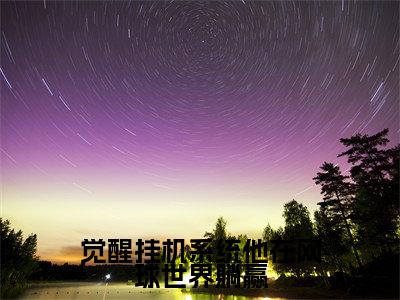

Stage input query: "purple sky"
[{"left": 1, "top": 1, "right": 399, "bottom": 263}]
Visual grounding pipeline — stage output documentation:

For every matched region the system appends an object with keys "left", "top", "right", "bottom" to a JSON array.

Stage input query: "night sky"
[{"left": 1, "top": 1, "right": 399, "bottom": 263}]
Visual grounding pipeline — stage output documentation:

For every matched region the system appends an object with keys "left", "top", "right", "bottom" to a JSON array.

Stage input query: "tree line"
[
  {"left": 1, "top": 128, "right": 398, "bottom": 298},
  {"left": 203, "top": 128, "right": 399, "bottom": 296}
]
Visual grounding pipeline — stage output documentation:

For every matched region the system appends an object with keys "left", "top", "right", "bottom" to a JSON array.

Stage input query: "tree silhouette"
[
  {"left": 313, "top": 128, "right": 399, "bottom": 274},
  {"left": 204, "top": 216, "right": 229, "bottom": 270},
  {"left": 1, "top": 219, "right": 38, "bottom": 298},
  {"left": 282, "top": 199, "right": 314, "bottom": 240},
  {"left": 274, "top": 199, "right": 315, "bottom": 278},
  {"left": 314, "top": 208, "right": 349, "bottom": 275},
  {"left": 262, "top": 223, "right": 275, "bottom": 242},
  {"left": 313, "top": 162, "right": 362, "bottom": 268},
  {"left": 338, "top": 129, "right": 399, "bottom": 254}
]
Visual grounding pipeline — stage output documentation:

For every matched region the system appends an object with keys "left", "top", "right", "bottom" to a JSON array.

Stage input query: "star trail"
[{"left": 1, "top": 1, "right": 399, "bottom": 263}]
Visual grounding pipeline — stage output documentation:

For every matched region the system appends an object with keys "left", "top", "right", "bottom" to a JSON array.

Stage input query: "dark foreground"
[
  {"left": 19, "top": 282, "right": 279, "bottom": 299},
  {"left": 15, "top": 281, "right": 399, "bottom": 300}
]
